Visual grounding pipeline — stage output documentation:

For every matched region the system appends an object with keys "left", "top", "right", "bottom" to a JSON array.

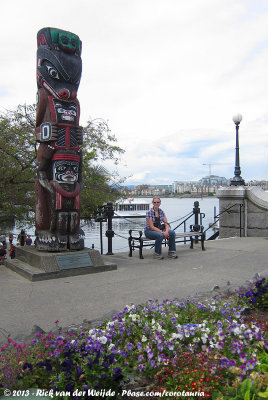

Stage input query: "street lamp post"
[{"left": 230, "top": 113, "right": 245, "bottom": 186}]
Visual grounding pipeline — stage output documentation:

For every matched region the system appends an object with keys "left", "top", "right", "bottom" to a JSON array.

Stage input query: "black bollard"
[
  {"left": 192, "top": 201, "right": 201, "bottom": 232},
  {"left": 192, "top": 201, "right": 201, "bottom": 243},
  {"left": 105, "top": 202, "right": 114, "bottom": 255}
]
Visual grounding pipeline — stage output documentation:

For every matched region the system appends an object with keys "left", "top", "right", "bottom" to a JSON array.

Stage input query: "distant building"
[
  {"left": 130, "top": 184, "right": 173, "bottom": 196},
  {"left": 128, "top": 175, "right": 228, "bottom": 196},
  {"left": 199, "top": 175, "right": 228, "bottom": 186}
]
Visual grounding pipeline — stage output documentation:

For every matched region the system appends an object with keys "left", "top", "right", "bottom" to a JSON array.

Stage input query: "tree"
[
  {"left": 0, "top": 104, "right": 37, "bottom": 222},
  {"left": 81, "top": 118, "right": 125, "bottom": 217},
  {"left": 0, "top": 105, "right": 125, "bottom": 223}
]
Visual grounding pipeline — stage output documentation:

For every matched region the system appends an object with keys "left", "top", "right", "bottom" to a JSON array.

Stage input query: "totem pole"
[{"left": 35, "top": 27, "right": 84, "bottom": 251}]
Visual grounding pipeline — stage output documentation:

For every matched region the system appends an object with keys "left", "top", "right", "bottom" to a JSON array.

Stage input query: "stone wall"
[{"left": 217, "top": 186, "right": 268, "bottom": 238}]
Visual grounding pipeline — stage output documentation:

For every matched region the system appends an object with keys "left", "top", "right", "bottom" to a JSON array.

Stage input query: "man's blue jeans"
[{"left": 144, "top": 229, "right": 176, "bottom": 255}]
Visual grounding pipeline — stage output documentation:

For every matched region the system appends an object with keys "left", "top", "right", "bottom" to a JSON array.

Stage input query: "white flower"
[
  {"left": 99, "top": 336, "right": 108, "bottom": 344},
  {"left": 171, "top": 332, "right": 183, "bottom": 340},
  {"left": 130, "top": 314, "right": 140, "bottom": 322},
  {"left": 106, "top": 321, "right": 115, "bottom": 328},
  {"left": 233, "top": 327, "right": 241, "bottom": 335},
  {"left": 141, "top": 335, "right": 147, "bottom": 342},
  {"left": 201, "top": 335, "right": 208, "bottom": 344}
]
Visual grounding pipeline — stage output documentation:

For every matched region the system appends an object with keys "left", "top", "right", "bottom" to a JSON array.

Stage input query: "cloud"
[{"left": 1, "top": 0, "right": 268, "bottom": 184}]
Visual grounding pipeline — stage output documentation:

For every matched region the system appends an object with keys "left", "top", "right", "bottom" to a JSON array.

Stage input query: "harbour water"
[{"left": 8, "top": 197, "right": 219, "bottom": 254}]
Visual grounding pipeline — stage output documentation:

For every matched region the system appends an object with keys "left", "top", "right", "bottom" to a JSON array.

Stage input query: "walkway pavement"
[{"left": 0, "top": 237, "right": 267, "bottom": 343}]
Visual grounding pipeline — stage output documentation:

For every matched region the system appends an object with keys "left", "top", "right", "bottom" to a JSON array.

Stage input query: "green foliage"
[
  {"left": 0, "top": 292, "right": 267, "bottom": 399},
  {"left": 217, "top": 377, "right": 268, "bottom": 400},
  {"left": 81, "top": 118, "right": 125, "bottom": 217},
  {"left": 0, "top": 106, "right": 125, "bottom": 224},
  {"left": 0, "top": 104, "right": 37, "bottom": 223},
  {"left": 238, "top": 279, "right": 268, "bottom": 311}
]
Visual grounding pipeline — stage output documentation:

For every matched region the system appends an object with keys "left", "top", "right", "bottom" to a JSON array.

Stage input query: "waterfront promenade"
[{"left": 0, "top": 237, "right": 267, "bottom": 344}]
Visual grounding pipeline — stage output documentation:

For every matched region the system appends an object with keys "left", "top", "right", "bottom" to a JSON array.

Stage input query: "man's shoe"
[
  {"left": 153, "top": 252, "right": 164, "bottom": 260},
  {"left": 168, "top": 251, "right": 178, "bottom": 259}
]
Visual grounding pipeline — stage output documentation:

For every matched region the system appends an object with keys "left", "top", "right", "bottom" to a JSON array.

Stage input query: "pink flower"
[{"left": 55, "top": 320, "right": 59, "bottom": 324}]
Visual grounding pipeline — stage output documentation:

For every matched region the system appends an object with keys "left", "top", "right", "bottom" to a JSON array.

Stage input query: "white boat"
[{"left": 114, "top": 198, "right": 150, "bottom": 217}]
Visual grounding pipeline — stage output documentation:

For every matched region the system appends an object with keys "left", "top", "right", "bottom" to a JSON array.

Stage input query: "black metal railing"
[{"left": 205, "top": 203, "right": 243, "bottom": 240}]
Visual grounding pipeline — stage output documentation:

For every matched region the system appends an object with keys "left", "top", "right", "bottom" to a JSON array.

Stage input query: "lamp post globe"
[
  {"left": 230, "top": 113, "right": 245, "bottom": 186},
  {"left": 233, "top": 114, "right": 243, "bottom": 125}
]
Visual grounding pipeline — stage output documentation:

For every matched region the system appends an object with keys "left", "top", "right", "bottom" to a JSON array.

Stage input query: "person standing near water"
[{"left": 144, "top": 197, "right": 177, "bottom": 259}]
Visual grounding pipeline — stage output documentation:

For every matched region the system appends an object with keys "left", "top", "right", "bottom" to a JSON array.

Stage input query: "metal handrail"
[
  {"left": 173, "top": 212, "right": 194, "bottom": 231},
  {"left": 204, "top": 202, "right": 244, "bottom": 238}
]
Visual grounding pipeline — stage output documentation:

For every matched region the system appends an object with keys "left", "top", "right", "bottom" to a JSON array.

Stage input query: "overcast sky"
[{"left": 1, "top": 0, "right": 268, "bottom": 185}]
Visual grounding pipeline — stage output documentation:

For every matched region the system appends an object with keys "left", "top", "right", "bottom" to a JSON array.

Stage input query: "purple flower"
[
  {"left": 60, "top": 359, "right": 73, "bottom": 371},
  {"left": 120, "top": 350, "right": 128, "bottom": 358},
  {"left": 167, "top": 342, "right": 174, "bottom": 351},
  {"left": 246, "top": 360, "right": 256, "bottom": 370},
  {"left": 138, "top": 364, "right": 146, "bottom": 371},
  {"left": 65, "top": 383, "right": 74, "bottom": 392},
  {"left": 227, "top": 359, "right": 237, "bottom": 367},
  {"left": 157, "top": 343, "right": 164, "bottom": 351},
  {"left": 150, "top": 359, "right": 156, "bottom": 367},
  {"left": 37, "top": 360, "right": 52, "bottom": 372},
  {"left": 22, "top": 363, "right": 33, "bottom": 371},
  {"left": 216, "top": 341, "right": 224, "bottom": 350},
  {"left": 239, "top": 353, "right": 247, "bottom": 363},
  {"left": 126, "top": 342, "right": 133, "bottom": 351},
  {"left": 136, "top": 342, "right": 142, "bottom": 350},
  {"left": 220, "top": 357, "right": 229, "bottom": 366},
  {"left": 113, "top": 366, "right": 123, "bottom": 381}
]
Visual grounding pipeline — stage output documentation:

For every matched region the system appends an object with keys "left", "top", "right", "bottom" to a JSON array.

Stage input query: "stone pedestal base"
[
  {"left": 217, "top": 185, "right": 268, "bottom": 238},
  {"left": 5, "top": 246, "right": 117, "bottom": 281}
]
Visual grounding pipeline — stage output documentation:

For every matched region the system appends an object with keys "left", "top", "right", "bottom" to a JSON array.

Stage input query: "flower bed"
[{"left": 0, "top": 278, "right": 267, "bottom": 399}]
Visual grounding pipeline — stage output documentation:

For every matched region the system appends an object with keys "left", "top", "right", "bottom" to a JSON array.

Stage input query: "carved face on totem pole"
[
  {"left": 53, "top": 159, "right": 79, "bottom": 183},
  {"left": 35, "top": 27, "right": 84, "bottom": 252},
  {"left": 36, "top": 27, "right": 82, "bottom": 100}
]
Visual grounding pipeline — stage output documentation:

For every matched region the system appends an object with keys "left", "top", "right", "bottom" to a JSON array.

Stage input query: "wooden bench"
[{"left": 128, "top": 229, "right": 206, "bottom": 259}]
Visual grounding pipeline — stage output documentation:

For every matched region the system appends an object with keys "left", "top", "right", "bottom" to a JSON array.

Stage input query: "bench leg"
[
  {"left": 138, "top": 239, "right": 144, "bottom": 259},
  {"left": 190, "top": 236, "right": 194, "bottom": 249},
  {"left": 128, "top": 238, "right": 133, "bottom": 257},
  {"left": 201, "top": 234, "right": 205, "bottom": 250}
]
